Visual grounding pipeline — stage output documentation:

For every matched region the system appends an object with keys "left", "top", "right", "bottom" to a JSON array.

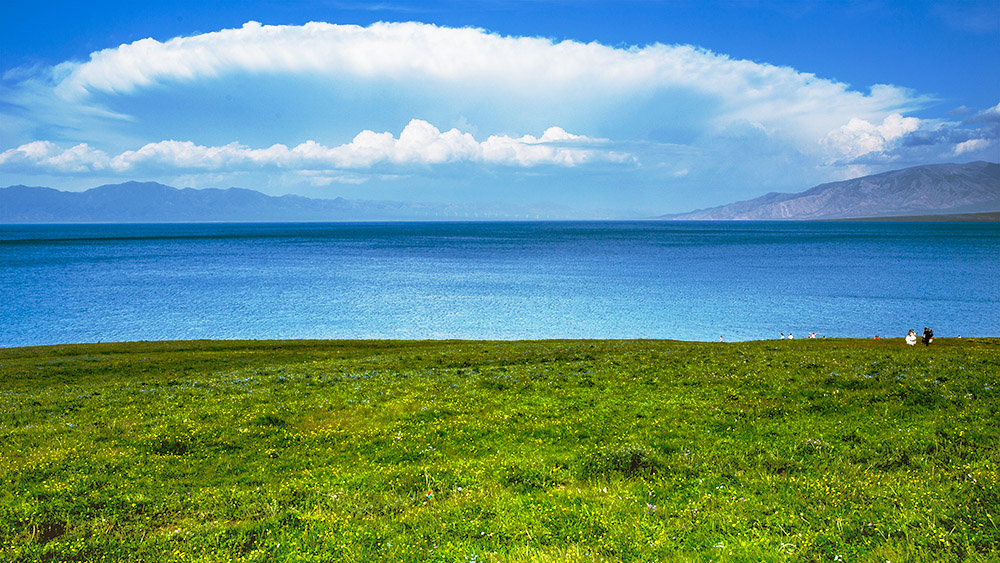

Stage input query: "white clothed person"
[{"left": 906, "top": 332, "right": 917, "bottom": 346}]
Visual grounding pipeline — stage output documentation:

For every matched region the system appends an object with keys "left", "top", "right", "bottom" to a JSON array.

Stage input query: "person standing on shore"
[{"left": 922, "top": 327, "right": 933, "bottom": 346}]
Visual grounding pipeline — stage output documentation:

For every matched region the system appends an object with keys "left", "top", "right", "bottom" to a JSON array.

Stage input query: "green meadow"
[{"left": 1, "top": 338, "right": 998, "bottom": 562}]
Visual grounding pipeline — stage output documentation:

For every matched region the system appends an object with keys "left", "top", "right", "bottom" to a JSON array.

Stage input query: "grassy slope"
[{"left": 1, "top": 338, "right": 998, "bottom": 562}]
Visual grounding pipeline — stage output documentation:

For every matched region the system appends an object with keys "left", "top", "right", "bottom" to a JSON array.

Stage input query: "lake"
[{"left": 2, "top": 221, "right": 998, "bottom": 347}]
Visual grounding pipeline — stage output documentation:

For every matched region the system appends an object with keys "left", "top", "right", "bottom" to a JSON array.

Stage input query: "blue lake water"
[{"left": 1, "top": 221, "right": 998, "bottom": 347}]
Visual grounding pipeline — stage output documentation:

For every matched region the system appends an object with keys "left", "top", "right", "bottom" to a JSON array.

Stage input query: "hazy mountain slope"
[
  {"left": 661, "top": 161, "right": 1000, "bottom": 220},
  {"left": 0, "top": 181, "right": 571, "bottom": 222}
]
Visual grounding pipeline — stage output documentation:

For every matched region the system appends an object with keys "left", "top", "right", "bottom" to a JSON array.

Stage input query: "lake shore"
[
  {"left": 3, "top": 338, "right": 998, "bottom": 561},
  {"left": 828, "top": 211, "right": 1000, "bottom": 222}
]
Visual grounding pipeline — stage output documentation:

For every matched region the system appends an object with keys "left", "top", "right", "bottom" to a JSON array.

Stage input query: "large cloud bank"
[
  {"left": 46, "top": 21, "right": 918, "bottom": 142},
  {"left": 2, "top": 21, "right": 996, "bottom": 194}
]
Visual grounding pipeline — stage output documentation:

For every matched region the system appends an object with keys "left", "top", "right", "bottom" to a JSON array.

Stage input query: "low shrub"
[{"left": 579, "top": 445, "right": 662, "bottom": 478}]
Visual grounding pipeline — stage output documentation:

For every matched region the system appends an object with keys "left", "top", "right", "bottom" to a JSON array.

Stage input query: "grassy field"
[{"left": 1, "top": 338, "right": 998, "bottom": 562}]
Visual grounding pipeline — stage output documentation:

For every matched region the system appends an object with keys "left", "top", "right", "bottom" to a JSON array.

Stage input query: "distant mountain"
[
  {"left": 660, "top": 161, "right": 1000, "bottom": 220},
  {"left": 0, "top": 181, "right": 572, "bottom": 223}
]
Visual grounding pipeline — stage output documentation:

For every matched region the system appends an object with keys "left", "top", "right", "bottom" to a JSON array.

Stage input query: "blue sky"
[{"left": 2, "top": 0, "right": 998, "bottom": 216}]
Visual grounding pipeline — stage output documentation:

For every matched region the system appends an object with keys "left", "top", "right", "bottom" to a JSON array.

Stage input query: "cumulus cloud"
[
  {"left": 820, "top": 113, "right": 921, "bottom": 160},
  {"left": 818, "top": 100, "right": 1000, "bottom": 166},
  {"left": 0, "top": 119, "right": 629, "bottom": 175},
  {"left": 0, "top": 140, "right": 110, "bottom": 173}
]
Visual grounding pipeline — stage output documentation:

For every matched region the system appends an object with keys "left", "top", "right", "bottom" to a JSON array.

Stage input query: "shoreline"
[
  {"left": 3, "top": 335, "right": 995, "bottom": 352},
  {"left": 823, "top": 210, "right": 1000, "bottom": 222}
]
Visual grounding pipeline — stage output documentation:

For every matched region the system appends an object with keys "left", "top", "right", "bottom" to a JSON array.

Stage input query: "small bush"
[
  {"left": 502, "top": 464, "right": 565, "bottom": 492},
  {"left": 580, "top": 445, "right": 661, "bottom": 478},
  {"left": 255, "top": 414, "right": 286, "bottom": 427},
  {"left": 148, "top": 436, "right": 191, "bottom": 455}
]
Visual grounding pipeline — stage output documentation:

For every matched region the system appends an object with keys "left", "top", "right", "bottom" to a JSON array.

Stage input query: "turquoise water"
[{"left": 1, "top": 221, "right": 998, "bottom": 347}]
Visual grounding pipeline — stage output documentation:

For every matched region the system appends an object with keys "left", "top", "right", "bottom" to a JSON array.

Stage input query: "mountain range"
[
  {"left": 660, "top": 161, "right": 1000, "bottom": 220},
  {"left": 0, "top": 182, "right": 573, "bottom": 223},
  {"left": 2, "top": 161, "right": 998, "bottom": 223}
]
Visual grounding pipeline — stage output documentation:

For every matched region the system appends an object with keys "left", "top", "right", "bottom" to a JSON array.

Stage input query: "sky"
[{"left": 1, "top": 0, "right": 998, "bottom": 216}]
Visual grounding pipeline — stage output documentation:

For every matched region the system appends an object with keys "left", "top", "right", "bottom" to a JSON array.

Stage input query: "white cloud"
[
  {"left": 820, "top": 113, "right": 921, "bottom": 160},
  {"left": 817, "top": 100, "right": 1000, "bottom": 167},
  {"left": 1, "top": 119, "right": 629, "bottom": 175},
  {"left": 0, "top": 140, "right": 109, "bottom": 172},
  {"left": 953, "top": 138, "right": 992, "bottom": 155},
  {"left": 26, "top": 21, "right": 923, "bottom": 148},
  {"left": 970, "top": 101, "right": 1000, "bottom": 122}
]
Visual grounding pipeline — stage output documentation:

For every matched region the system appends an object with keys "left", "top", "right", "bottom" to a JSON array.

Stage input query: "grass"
[{"left": 1, "top": 337, "right": 998, "bottom": 562}]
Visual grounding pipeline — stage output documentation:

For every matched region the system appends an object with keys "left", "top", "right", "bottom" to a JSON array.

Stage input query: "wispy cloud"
[{"left": 932, "top": 1, "right": 1000, "bottom": 34}]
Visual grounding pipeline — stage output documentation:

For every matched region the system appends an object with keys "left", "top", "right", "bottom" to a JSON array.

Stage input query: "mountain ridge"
[
  {"left": 0, "top": 181, "right": 573, "bottom": 223},
  {"left": 660, "top": 161, "right": 1000, "bottom": 220},
  {"left": 5, "top": 162, "right": 1000, "bottom": 223}
]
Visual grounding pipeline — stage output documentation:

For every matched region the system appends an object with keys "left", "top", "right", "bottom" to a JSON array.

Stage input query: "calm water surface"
[{"left": 2, "top": 221, "right": 998, "bottom": 346}]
